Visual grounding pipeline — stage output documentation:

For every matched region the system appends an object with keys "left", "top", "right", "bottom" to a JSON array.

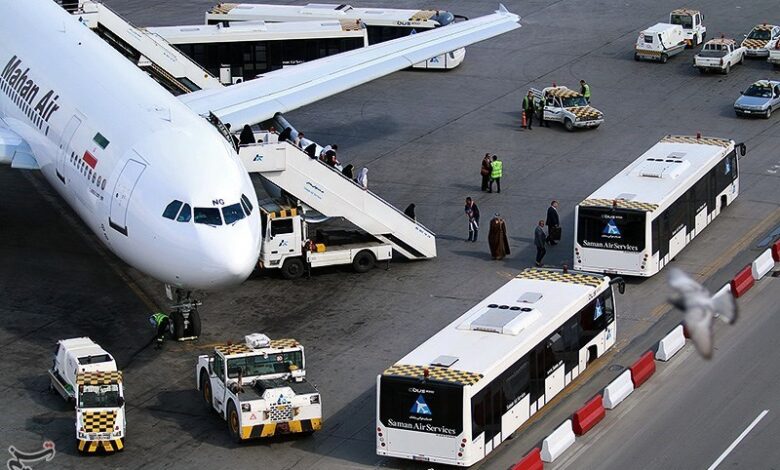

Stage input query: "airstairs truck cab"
[
  {"left": 635, "top": 23, "right": 686, "bottom": 63},
  {"left": 258, "top": 202, "right": 392, "bottom": 279},
  {"left": 196, "top": 334, "right": 322, "bottom": 442},
  {"left": 530, "top": 86, "right": 604, "bottom": 131},
  {"left": 48, "top": 338, "right": 126, "bottom": 453},
  {"left": 669, "top": 8, "right": 706, "bottom": 47}
]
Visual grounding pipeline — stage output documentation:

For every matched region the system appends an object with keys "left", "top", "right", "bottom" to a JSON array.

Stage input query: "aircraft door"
[
  {"left": 56, "top": 115, "right": 81, "bottom": 183},
  {"left": 109, "top": 159, "right": 146, "bottom": 236}
]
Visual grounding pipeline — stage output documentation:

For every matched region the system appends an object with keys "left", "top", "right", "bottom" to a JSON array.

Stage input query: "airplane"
[{"left": 0, "top": 0, "right": 520, "bottom": 339}]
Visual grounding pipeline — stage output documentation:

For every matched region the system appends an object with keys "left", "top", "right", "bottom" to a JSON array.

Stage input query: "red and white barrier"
[
  {"left": 572, "top": 395, "right": 605, "bottom": 435},
  {"left": 752, "top": 248, "right": 775, "bottom": 280},
  {"left": 541, "top": 419, "right": 575, "bottom": 462},
  {"left": 655, "top": 325, "right": 685, "bottom": 361},
  {"left": 629, "top": 351, "right": 655, "bottom": 388},
  {"left": 511, "top": 447, "right": 543, "bottom": 470},
  {"left": 730, "top": 265, "right": 755, "bottom": 298},
  {"left": 603, "top": 370, "right": 634, "bottom": 409}
]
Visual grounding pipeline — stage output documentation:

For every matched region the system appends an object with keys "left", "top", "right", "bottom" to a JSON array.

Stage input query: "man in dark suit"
[{"left": 546, "top": 200, "right": 561, "bottom": 246}]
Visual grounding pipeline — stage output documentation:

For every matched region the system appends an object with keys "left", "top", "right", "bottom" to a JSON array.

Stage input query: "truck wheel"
[
  {"left": 200, "top": 372, "right": 213, "bottom": 410},
  {"left": 633, "top": 53, "right": 640, "bottom": 61},
  {"left": 661, "top": 54, "right": 668, "bottom": 64},
  {"left": 188, "top": 308, "right": 202, "bottom": 338},
  {"left": 723, "top": 63, "right": 731, "bottom": 74},
  {"left": 352, "top": 250, "right": 376, "bottom": 274},
  {"left": 564, "top": 119, "right": 575, "bottom": 132},
  {"left": 227, "top": 401, "right": 243, "bottom": 443},
  {"left": 697, "top": 67, "right": 705, "bottom": 74},
  {"left": 172, "top": 311, "right": 185, "bottom": 340},
  {"left": 281, "top": 257, "right": 305, "bottom": 280}
]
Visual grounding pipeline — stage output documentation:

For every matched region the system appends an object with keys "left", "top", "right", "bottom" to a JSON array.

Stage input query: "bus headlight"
[
  {"left": 310, "top": 394, "right": 320, "bottom": 404},
  {"left": 241, "top": 403, "right": 251, "bottom": 412}
]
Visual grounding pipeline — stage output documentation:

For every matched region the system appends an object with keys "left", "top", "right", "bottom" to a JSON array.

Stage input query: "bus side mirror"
[
  {"left": 610, "top": 277, "right": 626, "bottom": 295},
  {"left": 736, "top": 142, "right": 747, "bottom": 159}
]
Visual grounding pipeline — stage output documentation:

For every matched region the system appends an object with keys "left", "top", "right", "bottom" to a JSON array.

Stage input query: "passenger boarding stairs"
[
  {"left": 238, "top": 135, "right": 436, "bottom": 260},
  {"left": 68, "top": 1, "right": 223, "bottom": 94}
]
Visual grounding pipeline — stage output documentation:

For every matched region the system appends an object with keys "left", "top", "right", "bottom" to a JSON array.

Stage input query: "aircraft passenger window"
[
  {"left": 177, "top": 204, "right": 192, "bottom": 222},
  {"left": 163, "top": 200, "right": 183, "bottom": 220},
  {"left": 101, "top": 179, "right": 107, "bottom": 190},
  {"left": 240, "top": 194, "right": 253, "bottom": 215},
  {"left": 194, "top": 207, "right": 223, "bottom": 226},
  {"left": 222, "top": 203, "right": 245, "bottom": 225}
]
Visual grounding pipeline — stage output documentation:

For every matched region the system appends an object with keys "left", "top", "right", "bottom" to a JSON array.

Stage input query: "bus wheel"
[
  {"left": 564, "top": 119, "right": 575, "bottom": 132},
  {"left": 352, "top": 250, "right": 376, "bottom": 274},
  {"left": 281, "top": 258, "right": 305, "bottom": 280},
  {"left": 227, "top": 402, "right": 242, "bottom": 443}
]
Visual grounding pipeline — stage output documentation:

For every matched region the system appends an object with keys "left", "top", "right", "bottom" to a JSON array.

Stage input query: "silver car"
[{"left": 734, "top": 80, "right": 780, "bottom": 118}]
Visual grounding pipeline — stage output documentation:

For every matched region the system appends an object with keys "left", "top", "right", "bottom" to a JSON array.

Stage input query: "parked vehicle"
[
  {"left": 635, "top": 23, "right": 686, "bottom": 63},
  {"left": 734, "top": 80, "right": 780, "bottom": 118},
  {"left": 694, "top": 38, "right": 745, "bottom": 74},
  {"left": 669, "top": 8, "right": 706, "bottom": 47},
  {"left": 741, "top": 24, "right": 780, "bottom": 57}
]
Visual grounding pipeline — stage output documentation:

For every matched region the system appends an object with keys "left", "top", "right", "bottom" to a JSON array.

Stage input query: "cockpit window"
[
  {"left": 194, "top": 207, "right": 223, "bottom": 226},
  {"left": 177, "top": 203, "right": 192, "bottom": 222},
  {"left": 163, "top": 200, "right": 183, "bottom": 220},
  {"left": 222, "top": 203, "right": 245, "bottom": 225},
  {"left": 240, "top": 194, "right": 254, "bottom": 215}
]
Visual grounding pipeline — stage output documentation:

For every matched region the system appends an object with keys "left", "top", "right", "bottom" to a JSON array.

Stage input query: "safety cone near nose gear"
[{"left": 521, "top": 111, "right": 527, "bottom": 128}]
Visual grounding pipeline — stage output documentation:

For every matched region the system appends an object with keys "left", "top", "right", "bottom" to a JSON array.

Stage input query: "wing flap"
[{"left": 180, "top": 6, "right": 520, "bottom": 128}]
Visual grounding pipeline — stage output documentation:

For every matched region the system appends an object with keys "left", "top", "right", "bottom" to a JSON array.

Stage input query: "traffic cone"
[{"left": 521, "top": 111, "right": 527, "bottom": 128}]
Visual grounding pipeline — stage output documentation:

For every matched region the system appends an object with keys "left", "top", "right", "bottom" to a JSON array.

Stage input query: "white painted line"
[{"left": 707, "top": 409, "right": 769, "bottom": 470}]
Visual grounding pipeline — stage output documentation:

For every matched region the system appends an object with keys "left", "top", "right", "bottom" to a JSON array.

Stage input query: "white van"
[{"left": 635, "top": 23, "right": 687, "bottom": 63}]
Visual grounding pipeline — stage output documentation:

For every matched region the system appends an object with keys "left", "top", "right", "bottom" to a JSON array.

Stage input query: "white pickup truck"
[
  {"left": 196, "top": 333, "right": 322, "bottom": 442},
  {"left": 530, "top": 85, "right": 604, "bottom": 131},
  {"left": 48, "top": 337, "right": 126, "bottom": 453},
  {"left": 694, "top": 38, "right": 745, "bottom": 74}
]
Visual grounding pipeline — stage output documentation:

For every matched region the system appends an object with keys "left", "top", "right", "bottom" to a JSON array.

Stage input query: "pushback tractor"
[{"left": 196, "top": 334, "right": 322, "bottom": 441}]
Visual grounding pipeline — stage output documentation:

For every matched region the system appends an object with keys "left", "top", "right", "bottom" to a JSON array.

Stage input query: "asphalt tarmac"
[{"left": 0, "top": 0, "right": 779, "bottom": 469}]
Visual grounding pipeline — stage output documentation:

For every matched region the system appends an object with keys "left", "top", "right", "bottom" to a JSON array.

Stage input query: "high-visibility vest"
[
  {"left": 151, "top": 312, "right": 168, "bottom": 327},
  {"left": 491, "top": 160, "right": 503, "bottom": 179},
  {"left": 582, "top": 84, "right": 591, "bottom": 99}
]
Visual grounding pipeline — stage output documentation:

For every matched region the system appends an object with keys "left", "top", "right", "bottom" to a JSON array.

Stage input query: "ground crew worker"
[
  {"left": 580, "top": 80, "right": 591, "bottom": 103},
  {"left": 489, "top": 155, "right": 502, "bottom": 193},
  {"left": 522, "top": 91, "right": 535, "bottom": 130},
  {"left": 149, "top": 312, "right": 170, "bottom": 349}
]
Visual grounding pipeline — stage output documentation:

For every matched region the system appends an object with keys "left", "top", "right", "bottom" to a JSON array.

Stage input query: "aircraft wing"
[
  {"left": 179, "top": 5, "right": 520, "bottom": 129},
  {"left": 0, "top": 119, "right": 39, "bottom": 170}
]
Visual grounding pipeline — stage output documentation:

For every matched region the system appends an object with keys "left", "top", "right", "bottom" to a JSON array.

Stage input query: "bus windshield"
[
  {"left": 577, "top": 207, "right": 646, "bottom": 252},
  {"left": 227, "top": 351, "right": 303, "bottom": 378},
  {"left": 79, "top": 384, "right": 121, "bottom": 408},
  {"left": 379, "top": 376, "right": 462, "bottom": 436}
]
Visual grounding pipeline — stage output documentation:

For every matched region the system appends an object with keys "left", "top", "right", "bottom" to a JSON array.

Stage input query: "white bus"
[
  {"left": 205, "top": 3, "right": 467, "bottom": 69},
  {"left": 147, "top": 20, "right": 368, "bottom": 84},
  {"left": 376, "top": 268, "right": 625, "bottom": 466},
  {"left": 574, "top": 135, "right": 745, "bottom": 277}
]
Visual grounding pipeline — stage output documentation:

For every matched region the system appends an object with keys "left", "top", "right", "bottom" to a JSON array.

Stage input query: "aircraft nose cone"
[{"left": 204, "top": 228, "right": 259, "bottom": 288}]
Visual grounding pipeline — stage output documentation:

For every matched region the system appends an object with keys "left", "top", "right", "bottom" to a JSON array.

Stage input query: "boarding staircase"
[
  {"left": 238, "top": 136, "right": 436, "bottom": 259},
  {"left": 67, "top": 1, "right": 223, "bottom": 94}
]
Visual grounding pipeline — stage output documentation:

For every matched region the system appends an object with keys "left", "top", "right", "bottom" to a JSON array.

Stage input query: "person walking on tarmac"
[
  {"left": 149, "top": 312, "right": 171, "bottom": 349},
  {"left": 534, "top": 220, "right": 547, "bottom": 267},
  {"left": 580, "top": 80, "right": 591, "bottom": 103},
  {"left": 522, "top": 91, "right": 535, "bottom": 130},
  {"left": 465, "top": 197, "right": 480, "bottom": 242},
  {"left": 488, "top": 155, "right": 502, "bottom": 193},
  {"left": 480, "top": 153, "right": 492, "bottom": 192}
]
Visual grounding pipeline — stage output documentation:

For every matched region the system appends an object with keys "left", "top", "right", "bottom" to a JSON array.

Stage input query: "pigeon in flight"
[{"left": 667, "top": 268, "right": 737, "bottom": 359}]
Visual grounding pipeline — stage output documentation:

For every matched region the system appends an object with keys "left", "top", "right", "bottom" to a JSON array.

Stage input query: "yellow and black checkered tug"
[
  {"left": 75, "top": 371, "right": 126, "bottom": 453},
  {"left": 530, "top": 85, "right": 604, "bottom": 131},
  {"left": 196, "top": 334, "right": 322, "bottom": 442}
]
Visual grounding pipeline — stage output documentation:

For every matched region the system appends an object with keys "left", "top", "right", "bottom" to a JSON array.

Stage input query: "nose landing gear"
[{"left": 167, "top": 287, "right": 202, "bottom": 341}]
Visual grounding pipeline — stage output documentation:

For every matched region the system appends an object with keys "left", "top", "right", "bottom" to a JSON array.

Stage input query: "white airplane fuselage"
[{"left": 0, "top": 0, "right": 261, "bottom": 290}]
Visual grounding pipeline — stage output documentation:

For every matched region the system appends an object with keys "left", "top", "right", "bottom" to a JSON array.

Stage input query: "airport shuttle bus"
[
  {"left": 205, "top": 3, "right": 466, "bottom": 69},
  {"left": 574, "top": 135, "right": 743, "bottom": 277},
  {"left": 148, "top": 20, "right": 368, "bottom": 84},
  {"left": 376, "top": 268, "right": 624, "bottom": 466}
]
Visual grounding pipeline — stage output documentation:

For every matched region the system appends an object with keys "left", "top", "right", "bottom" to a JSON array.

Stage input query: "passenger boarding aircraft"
[{"left": 0, "top": 0, "right": 519, "bottom": 336}]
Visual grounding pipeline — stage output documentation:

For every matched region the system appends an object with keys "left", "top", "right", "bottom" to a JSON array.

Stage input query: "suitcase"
[{"left": 549, "top": 226, "right": 562, "bottom": 241}]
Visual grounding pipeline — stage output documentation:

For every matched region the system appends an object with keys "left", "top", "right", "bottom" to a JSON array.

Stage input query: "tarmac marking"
[{"left": 707, "top": 409, "right": 769, "bottom": 470}]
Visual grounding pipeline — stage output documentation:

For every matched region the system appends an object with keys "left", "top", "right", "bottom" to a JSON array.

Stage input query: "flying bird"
[{"left": 667, "top": 268, "right": 738, "bottom": 359}]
